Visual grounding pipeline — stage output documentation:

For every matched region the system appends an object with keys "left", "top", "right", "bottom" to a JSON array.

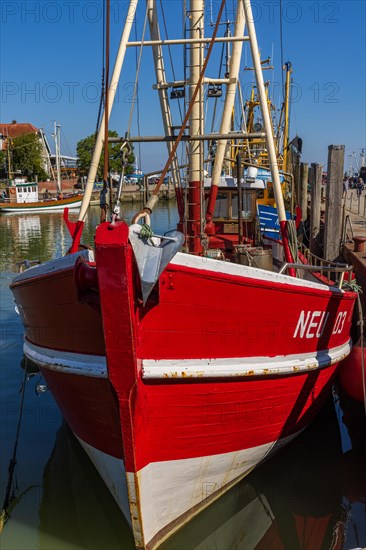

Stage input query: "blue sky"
[{"left": 1, "top": 0, "right": 365, "bottom": 173}]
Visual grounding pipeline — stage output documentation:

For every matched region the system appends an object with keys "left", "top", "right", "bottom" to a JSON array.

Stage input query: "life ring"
[{"left": 10, "top": 188, "right": 16, "bottom": 195}]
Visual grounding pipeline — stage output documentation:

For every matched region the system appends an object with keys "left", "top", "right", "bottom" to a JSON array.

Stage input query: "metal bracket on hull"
[{"left": 129, "top": 224, "right": 184, "bottom": 305}]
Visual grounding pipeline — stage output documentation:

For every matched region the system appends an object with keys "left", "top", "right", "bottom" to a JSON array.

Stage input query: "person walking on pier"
[
  {"left": 100, "top": 182, "right": 109, "bottom": 223},
  {"left": 356, "top": 178, "right": 364, "bottom": 197}
]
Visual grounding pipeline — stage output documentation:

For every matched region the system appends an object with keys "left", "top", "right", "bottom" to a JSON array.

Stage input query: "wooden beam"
[
  {"left": 309, "top": 163, "right": 322, "bottom": 255},
  {"left": 324, "top": 145, "right": 345, "bottom": 261}
]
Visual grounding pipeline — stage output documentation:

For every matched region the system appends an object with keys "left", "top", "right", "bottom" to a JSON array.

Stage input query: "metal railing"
[{"left": 279, "top": 243, "right": 353, "bottom": 288}]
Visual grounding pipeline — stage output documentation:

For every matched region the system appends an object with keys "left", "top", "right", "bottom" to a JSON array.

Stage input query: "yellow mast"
[{"left": 282, "top": 61, "right": 292, "bottom": 173}]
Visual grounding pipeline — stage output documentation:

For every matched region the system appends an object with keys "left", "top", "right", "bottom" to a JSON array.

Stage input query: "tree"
[
  {"left": 0, "top": 150, "right": 6, "bottom": 178},
  {"left": 11, "top": 133, "right": 48, "bottom": 180},
  {"left": 76, "top": 130, "right": 135, "bottom": 179}
]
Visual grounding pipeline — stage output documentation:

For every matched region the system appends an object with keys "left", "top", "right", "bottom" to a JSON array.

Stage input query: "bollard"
[{"left": 353, "top": 236, "right": 366, "bottom": 253}]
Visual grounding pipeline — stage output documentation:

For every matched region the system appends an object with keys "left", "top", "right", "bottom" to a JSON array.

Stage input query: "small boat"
[
  {"left": 10, "top": 1, "right": 358, "bottom": 548},
  {"left": 0, "top": 180, "right": 82, "bottom": 213},
  {"left": 1, "top": 122, "right": 83, "bottom": 214}
]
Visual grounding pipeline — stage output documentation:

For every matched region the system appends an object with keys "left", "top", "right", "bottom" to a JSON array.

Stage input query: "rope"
[
  {"left": 134, "top": 20, "right": 142, "bottom": 174},
  {"left": 0, "top": 358, "right": 29, "bottom": 533},
  {"left": 356, "top": 293, "right": 366, "bottom": 415},
  {"left": 159, "top": 0, "right": 185, "bottom": 125},
  {"left": 127, "top": 5, "right": 149, "bottom": 136},
  {"left": 287, "top": 219, "right": 299, "bottom": 267},
  {"left": 94, "top": 0, "right": 106, "bottom": 140},
  {"left": 279, "top": 0, "right": 285, "bottom": 100},
  {"left": 140, "top": 224, "right": 154, "bottom": 239}
]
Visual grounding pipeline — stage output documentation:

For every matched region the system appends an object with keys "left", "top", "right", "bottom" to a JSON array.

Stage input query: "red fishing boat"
[{"left": 10, "top": 0, "right": 357, "bottom": 548}]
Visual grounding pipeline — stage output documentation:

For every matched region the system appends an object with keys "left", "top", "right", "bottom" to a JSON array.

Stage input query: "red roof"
[{"left": 0, "top": 123, "right": 39, "bottom": 138}]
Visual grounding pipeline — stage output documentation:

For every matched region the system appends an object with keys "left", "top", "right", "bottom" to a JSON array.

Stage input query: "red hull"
[
  {"left": 10, "top": 222, "right": 357, "bottom": 548},
  {"left": 338, "top": 340, "right": 366, "bottom": 402},
  {"left": 37, "top": 356, "right": 337, "bottom": 466}
]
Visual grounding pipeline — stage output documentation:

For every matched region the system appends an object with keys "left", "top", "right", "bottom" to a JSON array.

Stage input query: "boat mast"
[
  {"left": 187, "top": 0, "right": 204, "bottom": 253},
  {"left": 54, "top": 121, "right": 62, "bottom": 196},
  {"left": 282, "top": 61, "right": 292, "bottom": 173},
  {"left": 6, "top": 137, "right": 13, "bottom": 181},
  {"left": 76, "top": 0, "right": 138, "bottom": 224},
  {"left": 242, "top": 0, "right": 294, "bottom": 266},
  {"left": 206, "top": 0, "right": 246, "bottom": 230}
]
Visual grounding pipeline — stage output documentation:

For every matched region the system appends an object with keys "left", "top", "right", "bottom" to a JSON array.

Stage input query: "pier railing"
[{"left": 344, "top": 190, "right": 366, "bottom": 218}]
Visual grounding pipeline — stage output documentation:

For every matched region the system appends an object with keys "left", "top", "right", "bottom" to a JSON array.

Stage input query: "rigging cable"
[
  {"left": 134, "top": 18, "right": 142, "bottom": 173},
  {"left": 95, "top": 0, "right": 106, "bottom": 138},
  {"left": 126, "top": 5, "right": 148, "bottom": 136},
  {"left": 0, "top": 359, "right": 30, "bottom": 532},
  {"left": 159, "top": 0, "right": 185, "bottom": 126},
  {"left": 132, "top": 0, "right": 227, "bottom": 220},
  {"left": 279, "top": 0, "right": 284, "bottom": 100}
]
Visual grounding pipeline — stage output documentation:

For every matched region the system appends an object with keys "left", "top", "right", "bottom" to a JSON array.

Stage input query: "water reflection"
[
  {"left": 0, "top": 203, "right": 179, "bottom": 272},
  {"left": 1, "top": 205, "right": 365, "bottom": 549},
  {"left": 33, "top": 397, "right": 365, "bottom": 550},
  {"left": 38, "top": 423, "right": 135, "bottom": 550},
  {"left": 163, "top": 397, "right": 346, "bottom": 550}
]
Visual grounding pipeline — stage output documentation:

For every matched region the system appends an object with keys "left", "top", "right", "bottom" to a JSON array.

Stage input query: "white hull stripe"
[
  {"left": 24, "top": 340, "right": 107, "bottom": 378},
  {"left": 75, "top": 429, "right": 299, "bottom": 549},
  {"left": 171, "top": 251, "right": 343, "bottom": 293},
  {"left": 24, "top": 339, "right": 351, "bottom": 380},
  {"left": 142, "top": 340, "right": 351, "bottom": 379}
]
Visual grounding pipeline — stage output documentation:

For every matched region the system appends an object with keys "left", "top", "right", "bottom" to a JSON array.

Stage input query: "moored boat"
[
  {"left": 9, "top": 1, "right": 358, "bottom": 548},
  {"left": 0, "top": 180, "right": 82, "bottom": 213}
]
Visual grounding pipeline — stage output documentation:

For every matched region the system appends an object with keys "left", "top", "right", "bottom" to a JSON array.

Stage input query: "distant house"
[{"left": 0, "top": 121, "right": 49, "bottom": 175}]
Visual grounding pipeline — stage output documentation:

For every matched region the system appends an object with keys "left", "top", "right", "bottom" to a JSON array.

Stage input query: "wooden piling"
[
  {"left": 324, "top": 145, "right": 345, "bottom": 261},
  {"left": 300, "top": 162, "right": 309, "bottom": 222},
  {"left": 293, "top": 154, "right": 301, "bottom": 206},
  {"left": 309, "top": 163, "right": 322, "bottom": 255}
]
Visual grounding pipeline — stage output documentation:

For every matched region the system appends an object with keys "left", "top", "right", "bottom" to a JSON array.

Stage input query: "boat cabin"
[
  {"left": 7, "top": 181, "right": 39, "bottom": 204},
  {"left": 204, "top": 177, "right": 257, "bottom": 251}
]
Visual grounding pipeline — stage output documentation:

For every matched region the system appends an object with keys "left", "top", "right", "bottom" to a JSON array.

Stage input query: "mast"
[
  {"left": 76, "top": 0, "right": 138, "bottom": 225},
  {"left": 187, "top": 0, "right": 204, "bottom": 253},
  {"left": 54, "top": 121, "right": 62, "bottom": 195},
  {"left": 242, "top": 0, "right": 294, "bottom": 267},
  {"left": 282, "top": 61, "right": 292, "bottom": 173},
  {"left": 206, "top": 0, "right": 246, "bottom": 229},
  {"left": 40, "top": 128, "right": 56, "bottom": 182},
  {"left": 7, "top": 137, "right": 13, "bottom": 181}
]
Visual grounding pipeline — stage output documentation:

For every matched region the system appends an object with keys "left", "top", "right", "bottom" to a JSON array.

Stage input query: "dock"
[{"left": 342, "top": 189, "right": 366, "bottom": 312}]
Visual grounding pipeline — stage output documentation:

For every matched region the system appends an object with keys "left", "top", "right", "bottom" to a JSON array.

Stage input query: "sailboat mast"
[
  {"left": 187, "top": 0, "right": 204, "bottom": 253},
  {"left": 54, "top": 121, "right": 62, "bottom": 195}
]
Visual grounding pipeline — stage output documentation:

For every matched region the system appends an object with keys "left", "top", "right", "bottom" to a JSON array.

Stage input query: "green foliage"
[
  {"left": 76, "top": 130, "right": 135, "bottom": 178},
  {"left": 0, "top": 150, "right": 6, "bottom": 177},
  {"left": 11, "top": 133, "right": 48, "bottom": 180}
]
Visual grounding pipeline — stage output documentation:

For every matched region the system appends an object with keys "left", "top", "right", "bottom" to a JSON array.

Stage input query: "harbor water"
[{"left": 0, "top": 204, "right": 365, "bottom": 550}]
